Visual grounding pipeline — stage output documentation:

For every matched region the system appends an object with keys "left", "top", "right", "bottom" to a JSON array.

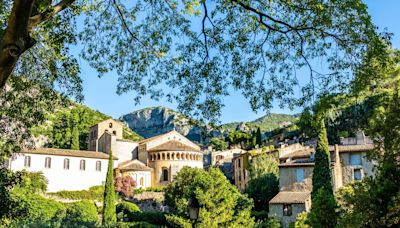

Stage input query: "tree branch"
[
  {"left": 28, "top": 0, "right": 76, "bottom": 30},
  {"left": 202, "top": 1, "right": 209, "bottom": 62}
]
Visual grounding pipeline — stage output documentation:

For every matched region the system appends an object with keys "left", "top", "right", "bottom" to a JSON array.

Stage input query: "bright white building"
[
  {"left": 6, "top": 148, "right": 118, "bottom": 192},
  {"left": 117, "top": 159, "right": 153, "bottom": 189}
]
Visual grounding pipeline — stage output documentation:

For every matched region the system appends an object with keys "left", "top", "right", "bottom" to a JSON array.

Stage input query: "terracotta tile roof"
[
  {"left": 329, "top": 144, "right": 374, "bottom": 152},
  {"left": 269, "top": 191, "right": 311, "bottom": 204},
  {"left": 21, "top": 148, "right": 118, "bottom": 160},
  {"left": 147, "top": 140, "right": 201, "bottom": 152},
  {"left": 279, "top": 148, "right": 314, "bottom": 160},
  {"left": 118, "top": 160, "right": 153, "bottom": 171},
  {"left": 278, "top": 162, "right": 315, "bottom": 167}
]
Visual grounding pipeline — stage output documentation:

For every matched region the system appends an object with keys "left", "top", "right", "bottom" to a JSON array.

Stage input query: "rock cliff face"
[{"left": 120, "top": 107, "right": 205, "bottom": 143}]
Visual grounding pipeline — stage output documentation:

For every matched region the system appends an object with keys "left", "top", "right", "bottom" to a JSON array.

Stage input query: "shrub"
[
  {"left": 123, "top": 211, "right": 168, "bottom": 226},
  {"left": 63, "top": 200, "right": 98, "bottom": 227},
  {"left": 116, "top": 221, "right": 158, "bottom": 228},
  {"left": 251, "top": 211, "right": 269, "bottom": 221},
  {"left": 254, "top": 217, "right": 282, "bottom": 228},
  {"left": 48, "top": 185, "right": 104, "bottom": 200},
  {"left": 115, "top": 176, "right": 136, "bottom": 198},
  {"left": 116, "top": 201, "right": 141, "bottom": 221}
]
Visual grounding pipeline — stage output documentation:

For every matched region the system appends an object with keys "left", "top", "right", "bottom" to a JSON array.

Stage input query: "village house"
[
  {"left": 6, "top": 119, "right": 204, "bottom": 192},
  {"left": 210, "top": 148, "right": 246, "bottom": 181},
  {"left": 268, "top": 132, "right": 375, "bottom": 227}
]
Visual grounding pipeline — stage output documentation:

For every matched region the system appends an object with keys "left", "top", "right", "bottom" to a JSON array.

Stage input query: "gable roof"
[
  {"left": 269, "top": 191, "right": 311, "bottom": 204},
  {"left": 147, "top": 140, "right": 201, "bottom": 152},
  {"left": 21, "top": 148, "right": 118, "bottom": 160},
  {"left": 90, "top": 118, "right": 122, "bottom": 128},
  {"left": 329, "top": 144, "right": 374, "bottom": 153},
  {"left": 139, "top": 130, "right": 176, "bottom": 144},
  {"left": 118, "top": 160, "right": 153, "bottom": 171}
]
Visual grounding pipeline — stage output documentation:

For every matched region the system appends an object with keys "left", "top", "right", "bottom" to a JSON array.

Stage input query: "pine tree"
[
  {"left": 102, "top": 151, "right": 116, "bottom": 225},
  {"left": 256, "top": 127, "right": 262, "bottom": 146},
  {"left": 70, "top": 109, "right": 80, "bottom": 150},
  {"left": 309, "top": 117, "right": 337, "bottom": 227}
]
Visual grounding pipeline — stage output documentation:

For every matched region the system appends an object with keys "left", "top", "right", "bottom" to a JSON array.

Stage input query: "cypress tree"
[
  {"left": 70, "top": 110, "right": 80, "bottom": 150},
  {"left": 256, "top": 127, "right": 262, "bottom": 146},
  {"left": 309, "top": 116, "right": 337, "bottom": 227},
  {"left": 102, "top": 151, "right": 116, "bottom": 225}
]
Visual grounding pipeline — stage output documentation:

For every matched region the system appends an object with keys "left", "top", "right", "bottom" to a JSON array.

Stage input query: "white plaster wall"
[
  {"left": 123, "top": 171, "right": 152, "bottom": 188},
  {"left": 9, "top": 153, "right": 118, "bottom": 192},
  {"left": 113, "top": 141, "right": 138, "bottom": 164}
]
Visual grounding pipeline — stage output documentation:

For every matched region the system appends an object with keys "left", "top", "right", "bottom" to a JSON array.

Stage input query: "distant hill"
[{"left": 219, "top": 113, "right": 298, "bottom": 132}]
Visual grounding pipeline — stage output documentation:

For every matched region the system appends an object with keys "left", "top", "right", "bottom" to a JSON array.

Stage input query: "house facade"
[
  {"left": 269, "top": 132, "right": 375, "bottom": 227},
  {"left": 7, "top": 148, "right": 118, "bottom": 192}
]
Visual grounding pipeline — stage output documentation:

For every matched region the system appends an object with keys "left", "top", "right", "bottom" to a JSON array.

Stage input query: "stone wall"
[
  {"left": 279, "top": 166, "right": 313, "bottom": 192},
  {"left": 269, "top": 203, "right": 306, "bottom": 228}
]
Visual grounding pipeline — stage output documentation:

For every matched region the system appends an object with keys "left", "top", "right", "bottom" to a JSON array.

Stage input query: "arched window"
[
  {"left": 167, "top": 153, "right": 170, "bottom": 160},
  {"left": 162, "top": 153, "right": 165, "bottom": 160},
  {"left": 172, "top": 153, "right": 175, "bottom": 160},
  {"left": 24, "top": 156, "right": 31, "bottom": 168},
  {"left": 162, "top": 168, "right": 169, "bottom": 182},
  {"left": 140, "top": 177, "right": 144, "bottom": 186},
  {"left": 64, "top": 158, "right": 70, "bottom": 170},
  {"left": 45, "top": 157, "right": 51, "bottom": 168},
  {"left": 80, "top": 160, "right": 86, "bottom": 171},
  {"left": 96, "top": 161, "right": 101, "bottom": 171},
  {"left": 177, "top": 153, "right": 180, "bottom": 160},
  {"left": 186, "top": 154, "right": 189, "bottom": 160},
  {"left": 157, "top": 153, "right": 161, "bottom": 160},
  {"left": 109, "top": 123, "right": 113, "bottom": 128}
]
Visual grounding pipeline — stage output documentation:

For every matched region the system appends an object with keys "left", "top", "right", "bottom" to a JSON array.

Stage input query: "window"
[
  {"left": 296, "top": 168, "right": 305, "bottom": 182},
  {"left": 109, "top": 123, "right": 113, "bottom": 128},
  {"left": 64, "top": 158, "right": 70, "bottom": 170},
  {"left": 140, "top": 177, "right": 144, "bottom": 186},
  {"left": 238, "top": 159, "right": 241, "bottom": 168},
  {"left": 96, "top": 161, "right": 101, "bottom": 171},
  {"left": 45, "top": 157, "right": 51, "bottom": 168},
  {"left": 113, "top": 130, "right": 116, "bottom": 135},
  {"left": 350, "top": 153, "right": 362, "bottom": 166},
  {"left": 283, "top": 204, "right": 292, "bottom": 216},
  {"left": 353, "top": 168, "right": 362, "bottom": 181},
  {"left": 80, "top": 160, "right": 86, "bottom": 171},
  {"left": 24, "top": 156, "right": 31, "bottom": 168},
  {"left": 162, "top": 168, "right": 169, "bottom": 182}
]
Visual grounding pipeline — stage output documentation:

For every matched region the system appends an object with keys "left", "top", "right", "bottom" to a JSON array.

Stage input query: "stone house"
[
  {"left": 211, "top": 148, "right": 246, "bottom": 181},
  {"left": 269, "top": 132, "right": 375, "bottom": 227}
]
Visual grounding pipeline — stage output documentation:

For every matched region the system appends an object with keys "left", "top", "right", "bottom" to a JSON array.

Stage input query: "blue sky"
[{"left": 75, "top": 0, "right": 400, "bottom": 124}]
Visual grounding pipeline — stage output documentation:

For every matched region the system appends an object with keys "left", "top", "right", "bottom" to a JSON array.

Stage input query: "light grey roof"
[
  {"left": 118, "top": 160, "right": 153, "bottom": 171},
  {"left": 269, "top": 191, "right": 311, "bottom": 204}
]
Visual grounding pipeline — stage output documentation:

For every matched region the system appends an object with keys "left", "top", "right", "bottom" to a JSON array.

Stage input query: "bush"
[
  {"left": 122, "top": 211, "right": 167, "bottom": 226},
  {"left": 8, "top": 189, "right": 66, "bottom": 227},
  {"left": 48, "top": 185, "right": 104, "bottom": 200},
  {"left": 116, "top": 221, "right": 158, "bottom": 228},
  {"left": 254, "top": 217, "right": 282, "bottom": 228},
  {"left": 117, "top": 201, "right": 141, "bottom": 221},
  {"left": 63, "top": 200, "right": 98, "bottom": 227},
  {"left": 251, "top": 211, "right": 269, "bottom": 221}
]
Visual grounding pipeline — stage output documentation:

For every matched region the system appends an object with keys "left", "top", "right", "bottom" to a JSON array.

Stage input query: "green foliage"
[
  {"left": 309, "top": 118, "right": 337, "bottom": 227},
  {"left": 103, "top": 151, "right": 116, "bottom": 225},
  {"left": 226, "top": 130, "right": 255, "bottom": 149},
  {"left": 251, "top": 210, "right": 269, "bottom": 221},
  {"left": 116, "top": 201, "right": 141, "bottom": 221},
  {"left": 210, "top": 137, "right": 228, "bottom": 151},
  {"left": 116, "top": 221, "right": 159, "bottom": 228},
  {"left": 293, "top": 212, "right": 310, "bottom": 228},
  {"left": 165, "top": 167, "right": 254, "bottom": 227},
  {"left": 63, "top": 200, "right": 98, "bottom": 227},
  {"left": 48, "top": 185, "right": 105, "bottom": 201},
  {"left": 31, "top": 104, "right": 142, "bottom": 150},
  {"left": 254, "top": 217, "right": 282, "bottom": 228},
  {"left": 308, "top": 188, "right": 337, "bottom": 228},
  {"left": 245, "top": 153, "right": 279, "bottom": 211},
  {"left": 221, "top": 114, "right": 297, "bottom": 132},
  {"left": 256, "top": 127, "right": 262, "bottom": 146}
]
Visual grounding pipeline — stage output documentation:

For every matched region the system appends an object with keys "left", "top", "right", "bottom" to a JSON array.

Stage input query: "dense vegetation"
[
  {"left": 31, "top": 103, "right": 142, "bottom": 150},
  {"left": 165, "top": 167, "right": 254, "bottom": 227},
  {"left": 220, "top": 113, "right": 297, "bottom": 132}
]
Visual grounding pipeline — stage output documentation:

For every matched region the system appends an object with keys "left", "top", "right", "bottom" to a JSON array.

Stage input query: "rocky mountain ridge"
[{"left": 120, "top": 106, "right": 297, "bottom": 143}]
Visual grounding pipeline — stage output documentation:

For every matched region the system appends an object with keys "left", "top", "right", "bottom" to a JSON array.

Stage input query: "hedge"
[
  {"left": 63, "top": 200, "right": 98, "bottom": 227},
  {"left": 48, "top": 185, "right": 104, "bottom": 200},
  {"left": 117, "top": 201, "right": 141, "bottom": 221}
]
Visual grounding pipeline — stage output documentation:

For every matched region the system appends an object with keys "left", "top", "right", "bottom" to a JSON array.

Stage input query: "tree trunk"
[{"left": 0, "top": 0, "right": 35, "bottom": 88}]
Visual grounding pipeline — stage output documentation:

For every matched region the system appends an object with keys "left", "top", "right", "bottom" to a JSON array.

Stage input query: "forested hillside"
[
  {"left": 220, "top": 113, "right": 297, "bottom": 132},
  {"left": 31, "top": 104, "right": 142, "bottom": 150}
]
